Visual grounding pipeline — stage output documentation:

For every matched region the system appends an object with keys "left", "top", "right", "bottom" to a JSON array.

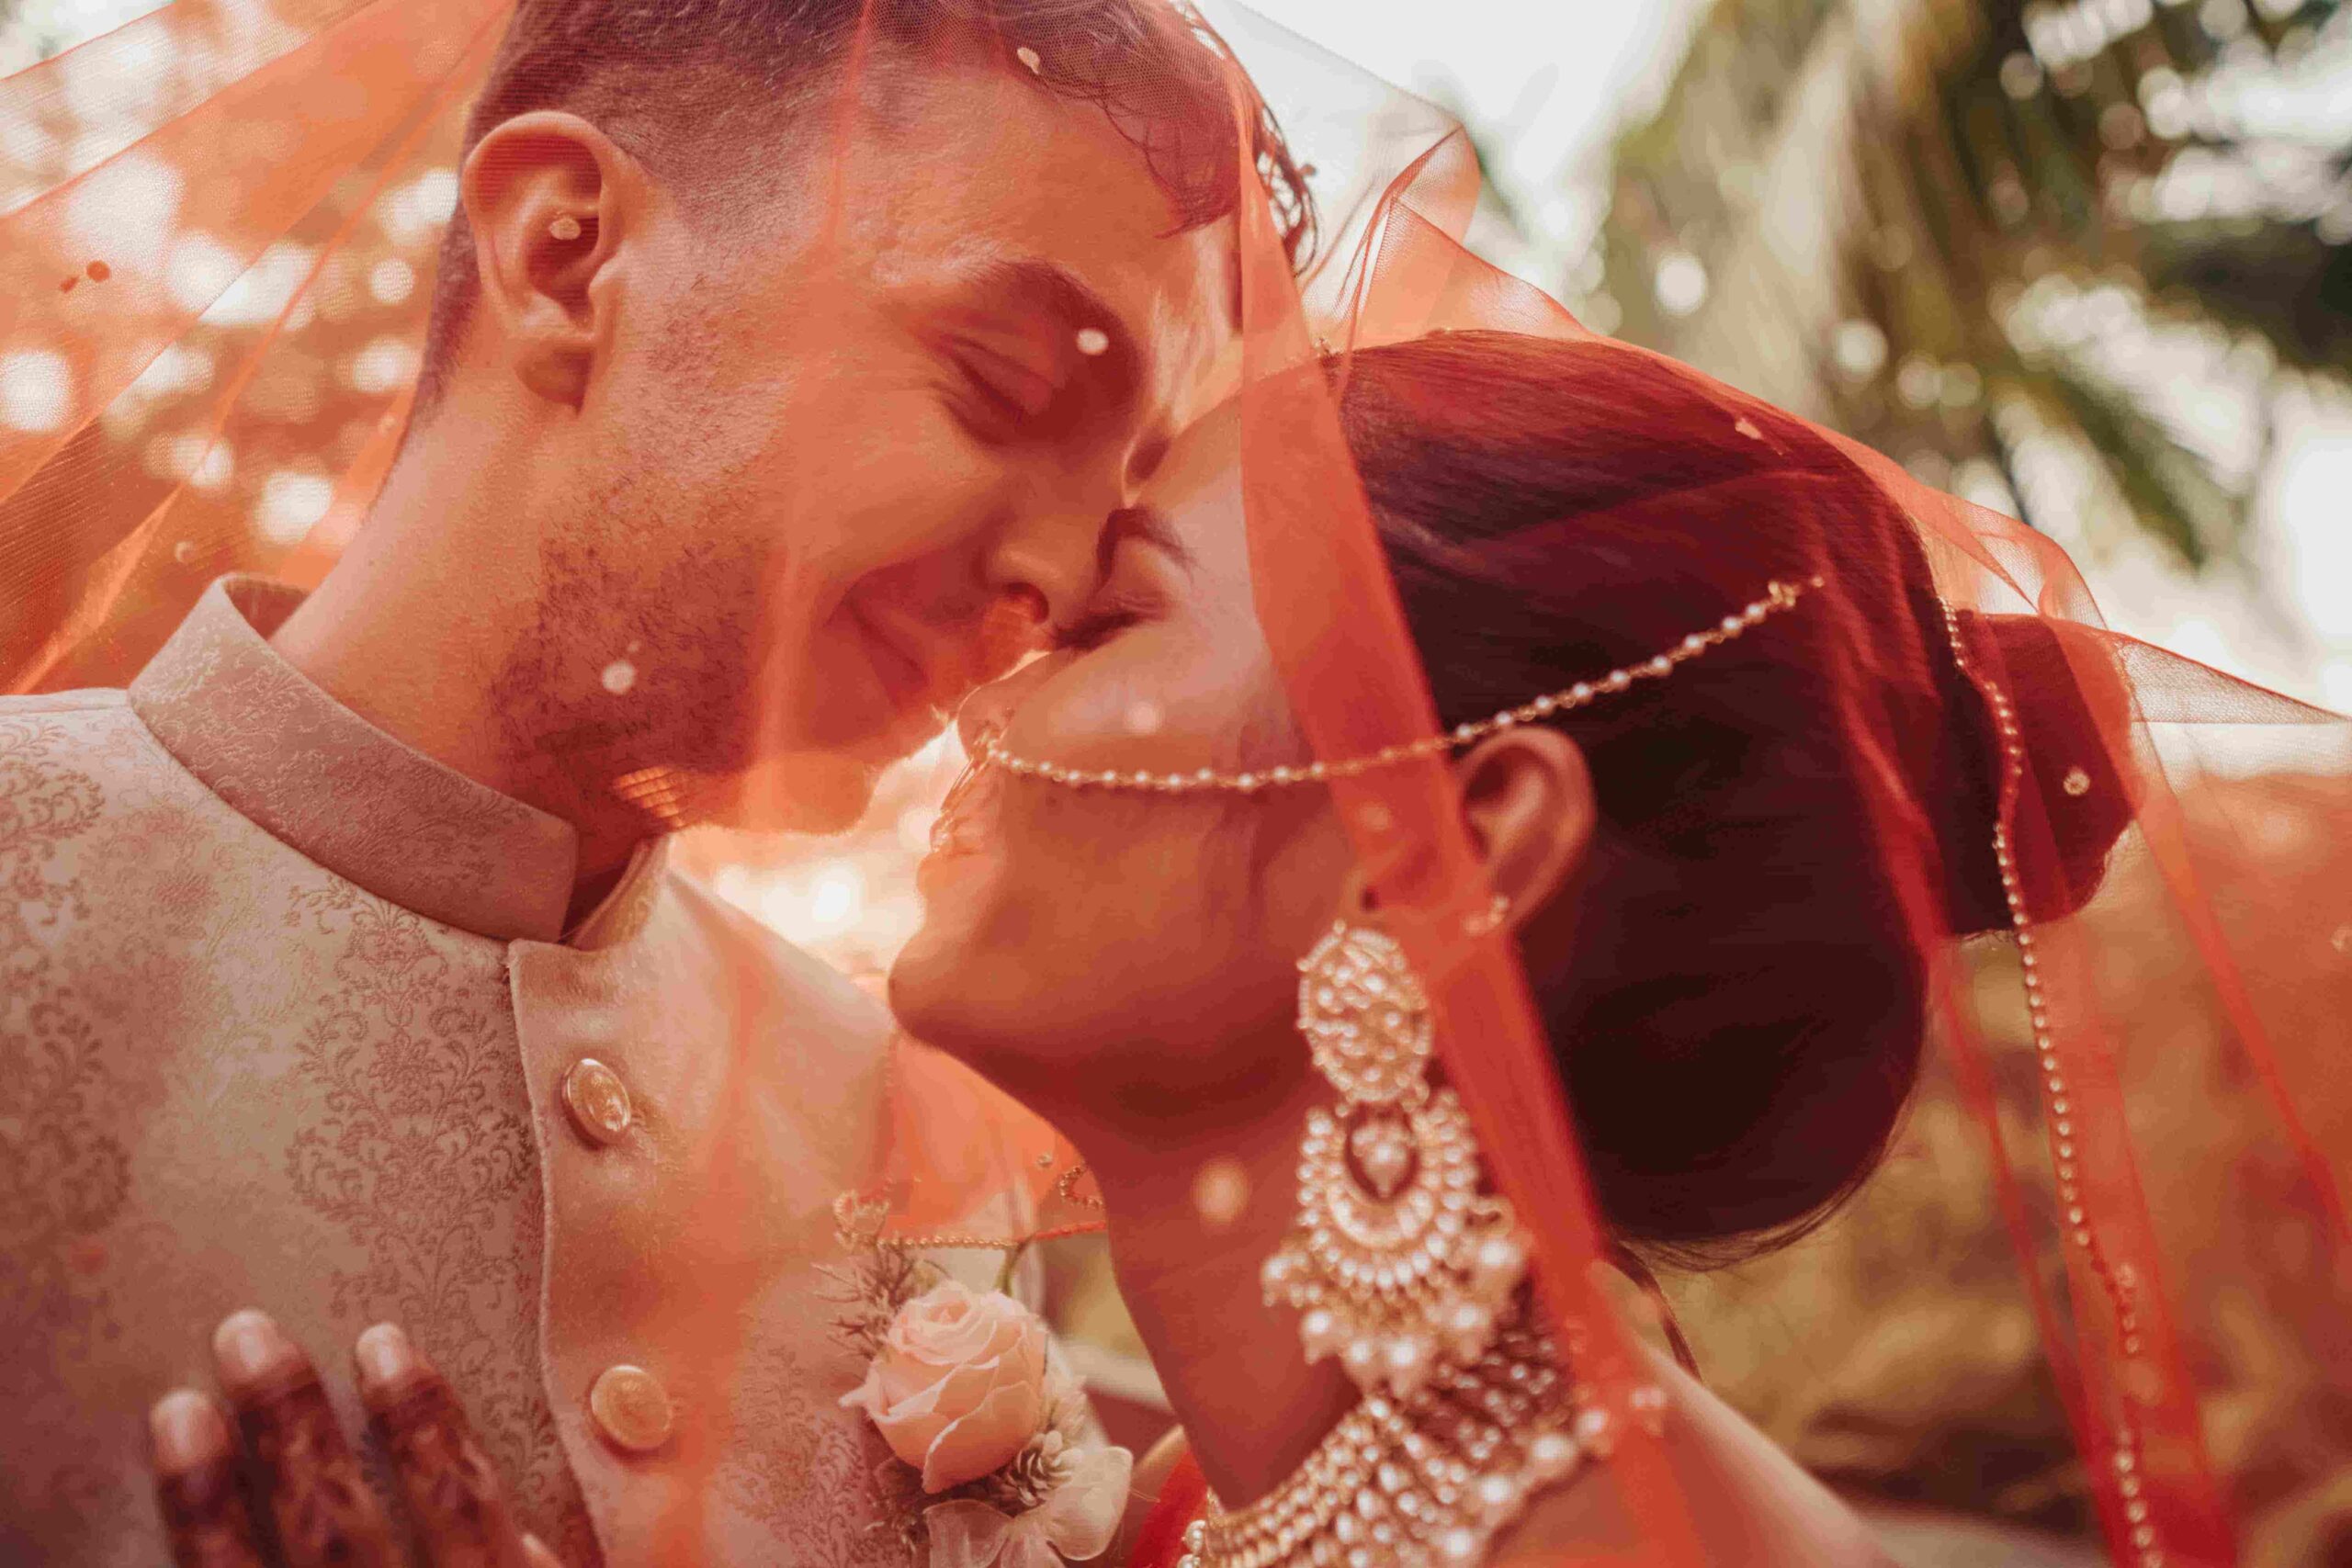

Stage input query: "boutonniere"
[{"left": 832, "top": 1198, "right": 1133, "bottom": 1568}]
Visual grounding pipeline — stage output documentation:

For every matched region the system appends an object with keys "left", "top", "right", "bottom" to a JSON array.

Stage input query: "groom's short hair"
[{"left": 417, "top": 0, "right": 1308, "bottom": 402}]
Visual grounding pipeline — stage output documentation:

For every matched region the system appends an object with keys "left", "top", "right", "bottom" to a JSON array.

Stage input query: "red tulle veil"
[{"left": 5, "top": 4, "right": 2346, "bottom": 1564}]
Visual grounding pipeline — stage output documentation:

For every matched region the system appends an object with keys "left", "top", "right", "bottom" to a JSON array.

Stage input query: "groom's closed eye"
[{"left": 914, "top": 257, "right": 1144, "bottom": 445}]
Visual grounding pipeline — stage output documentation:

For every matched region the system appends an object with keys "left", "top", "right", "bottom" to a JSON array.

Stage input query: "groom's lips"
[{"left": 847, "top": 602, "right": 967, "bottom": 758}]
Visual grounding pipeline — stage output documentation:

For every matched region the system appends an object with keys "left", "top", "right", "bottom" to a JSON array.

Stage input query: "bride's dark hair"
[{"left": 1335, "top": 331, "right": 2134, "bottom": 1262}]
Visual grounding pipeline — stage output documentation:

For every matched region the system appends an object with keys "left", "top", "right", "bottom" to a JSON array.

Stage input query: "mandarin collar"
[{"left": 129, "top": 576, "right": 582, "bottom": 942}]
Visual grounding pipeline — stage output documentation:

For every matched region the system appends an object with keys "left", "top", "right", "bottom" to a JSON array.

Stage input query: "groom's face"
[{"left": 570, "top": 60, "right": 1236, "bottom": 832}]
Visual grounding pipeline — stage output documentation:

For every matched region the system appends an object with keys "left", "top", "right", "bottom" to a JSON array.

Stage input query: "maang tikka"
[{"left": 1261, "top": 919, "right": 1532, "bottom": 1400}]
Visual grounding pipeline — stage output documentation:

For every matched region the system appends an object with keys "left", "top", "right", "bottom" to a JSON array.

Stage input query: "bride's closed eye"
[{"left": 1046, "top": 583, "right": 1165, "bottom": 652}]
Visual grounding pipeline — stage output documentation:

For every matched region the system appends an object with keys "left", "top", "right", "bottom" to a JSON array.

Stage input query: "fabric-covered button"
[
  {"left": 560, "top": 1057, "right": 632, "bottom": 1145},
  {"left": 588, "top": 1364, "right": 673, "bottom": 1453}
]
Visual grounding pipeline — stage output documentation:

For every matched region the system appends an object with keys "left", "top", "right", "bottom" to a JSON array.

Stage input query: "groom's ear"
[
  {"left": 459, "top": 111, "right": 649, "bottom": 409},
  {"left": 1449, "top": 728, "right": 1596, "bottom": 930}
]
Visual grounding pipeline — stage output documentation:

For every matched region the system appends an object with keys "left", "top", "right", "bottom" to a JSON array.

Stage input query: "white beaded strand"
[
  {"left": 1936, "top": 596, "right": 2162, "bottom": 1568},
  {"left": 984, "top": 577, "right": 1825, "bottom": 794}
]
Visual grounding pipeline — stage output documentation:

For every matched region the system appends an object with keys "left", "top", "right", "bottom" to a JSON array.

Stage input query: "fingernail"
[
  {"left": 354, "top": 1322, "right": 416, "bottom": 1393},
  {"left": 149, "top": 1388, "right": 227, "bottom": 1472},
  {"left": 212, "top": 1309, "right": 295, "bottom": 1388}
]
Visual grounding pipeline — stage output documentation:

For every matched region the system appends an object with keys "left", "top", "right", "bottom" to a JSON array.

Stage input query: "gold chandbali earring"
[
  {"left": 1183, "top": 917, "right": 1630, "bottom": 1568},
  {"left": 1261, "top": 919, "right": 1530, "bottom": 1399}
]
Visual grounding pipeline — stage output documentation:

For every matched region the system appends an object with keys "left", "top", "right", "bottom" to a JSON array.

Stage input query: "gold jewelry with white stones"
[
  {"left": 1264, "top": 922, "right": 1529, "bottom": 1400},
  {"left": 980, "top": 576, "right": 1823, "bottom": 794},
  {"left": 1193, "top": 919, "right": 1663, "bottom": 1568},
  {"left": 1178, "top": 1311, "right": 1650, "bottom": 1568}
]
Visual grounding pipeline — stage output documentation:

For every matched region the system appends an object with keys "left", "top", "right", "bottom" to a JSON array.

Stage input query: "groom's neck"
[{"left": 269, "top": 440, "right": 656, "bottom": 899}]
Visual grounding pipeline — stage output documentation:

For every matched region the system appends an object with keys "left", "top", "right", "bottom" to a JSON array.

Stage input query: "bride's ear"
[{"left": 1450, "top": 728, "right": 1595, "bottom": 929}]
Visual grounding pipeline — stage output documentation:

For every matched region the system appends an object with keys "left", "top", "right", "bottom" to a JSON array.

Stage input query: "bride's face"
[{"left": 890, "top": 405, "right": 1353, "bottom": 1093}]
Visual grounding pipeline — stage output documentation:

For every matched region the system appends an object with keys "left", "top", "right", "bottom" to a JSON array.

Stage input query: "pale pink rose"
[{"left": 842, "top": 1281, "right": 1049, "bottom": 1492}]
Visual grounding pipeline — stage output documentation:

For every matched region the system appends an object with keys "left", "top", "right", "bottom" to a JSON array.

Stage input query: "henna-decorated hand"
[{"left": 149, "top": 1310, "right": 562, "bottom": 1568}]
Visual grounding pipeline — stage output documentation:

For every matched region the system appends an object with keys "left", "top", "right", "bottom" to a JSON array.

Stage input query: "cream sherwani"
[{"left": 0, "top": 577, "right": 1007, "bottom": 1564}]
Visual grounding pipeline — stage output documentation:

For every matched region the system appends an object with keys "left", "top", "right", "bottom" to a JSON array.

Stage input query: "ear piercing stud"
[{"left": 548, "top": 214, "right": 583, "bottom": 242}]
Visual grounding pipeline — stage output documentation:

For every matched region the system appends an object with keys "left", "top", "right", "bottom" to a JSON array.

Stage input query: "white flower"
[
  {"left": 841, "top": 1281, "right": 1050, "bottom": 1492},
  {"left": 923, "top": 1445, "right": 1135, "bottom": 1568}
]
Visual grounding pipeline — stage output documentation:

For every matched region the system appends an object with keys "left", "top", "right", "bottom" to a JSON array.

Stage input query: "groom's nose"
[
  {"left": 982, "top": 435, "right": 1167, "bottom": 630},
  {"left": 981, "top": 500, "right": 1108, "bottom": 635},
  {"left": 983, "top": 522, "right": 1090, "bottom": 636}
]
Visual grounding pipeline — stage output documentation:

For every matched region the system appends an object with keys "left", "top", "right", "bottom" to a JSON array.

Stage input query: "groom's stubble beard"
[{"left": 485, "top": 418, "right": 782, "bottom": 840}]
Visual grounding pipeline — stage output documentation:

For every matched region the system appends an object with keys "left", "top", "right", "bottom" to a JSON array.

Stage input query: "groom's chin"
[{"left": 700, "top": 751, "right": 885, "bottom": 837}]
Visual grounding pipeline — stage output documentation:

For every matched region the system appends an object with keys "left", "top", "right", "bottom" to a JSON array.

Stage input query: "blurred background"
[{"left": 6, "top": 1, "right": 2348, "bottom": 1562}]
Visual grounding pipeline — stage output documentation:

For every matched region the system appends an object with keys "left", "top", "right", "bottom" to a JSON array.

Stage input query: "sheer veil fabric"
[
  {"left": 1200, "top": 13, "right": 2349, "bottom": 1564},
  {"left": 5, "top": 5, "right": 2347, "bottom": 1567},
  {"left": 0, "top": 0, "right": 513, "bottom": 689}
]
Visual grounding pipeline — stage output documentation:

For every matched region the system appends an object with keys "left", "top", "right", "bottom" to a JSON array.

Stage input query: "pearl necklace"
[{"left": 1179, "top": 1312, "right": 1652, "bottom": 1568}]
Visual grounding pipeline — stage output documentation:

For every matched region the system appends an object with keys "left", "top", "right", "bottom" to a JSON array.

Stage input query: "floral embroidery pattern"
[
  {"left": 712, "top": 1329, "right": 913, "bottom": 1568},
  {"left": 280, "top": 881, "right": 573, "bottom": 1539},
  {"left": 0, "top": 694, "right": 587, "bottom": 1562},
  {"left": 0, "top": 713, "right": 130, "bottom": 1360}
]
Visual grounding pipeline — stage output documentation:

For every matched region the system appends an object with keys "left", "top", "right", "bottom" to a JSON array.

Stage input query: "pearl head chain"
[{"left": 981, "top": 575, "right": 1826, "bottom": 794}]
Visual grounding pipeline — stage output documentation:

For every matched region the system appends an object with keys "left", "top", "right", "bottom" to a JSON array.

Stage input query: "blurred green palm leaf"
[{"left": 1596, "top": 0, "right": 2349, "bottom": 571}]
